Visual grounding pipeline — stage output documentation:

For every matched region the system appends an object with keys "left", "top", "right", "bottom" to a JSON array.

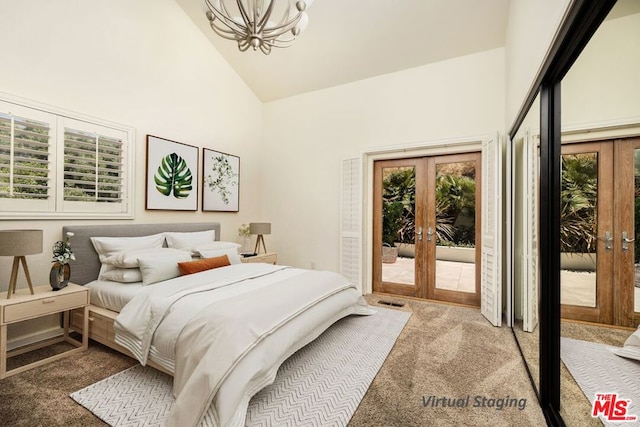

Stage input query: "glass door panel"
[
  {"left": 434, "top": 161, "right": 477, "bottom": 294},
  {"left": 373, "top": 158, "right": 425, "bottom": 298},
  {"left": 428, "top": 153, "right": 481, "bottom": 306},
  {"left": 560, "top": 142, "right": 613, "bottom": 324},
  {"left": 381, "top": 165, "right": 416, "bottom": 286},
  {"left": 560, "top": 152, "right": 597, "bottom": 308}
]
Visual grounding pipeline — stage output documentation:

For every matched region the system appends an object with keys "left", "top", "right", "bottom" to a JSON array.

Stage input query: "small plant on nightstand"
[
  {"left": 238, "top": 224, "right": 251, "bottom": 253},
  {"left": 50, "top": 232, "right": 75, "bottom": 291}
]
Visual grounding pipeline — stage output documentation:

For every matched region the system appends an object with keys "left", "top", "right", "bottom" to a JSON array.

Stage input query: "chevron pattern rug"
[
  {"left": 71, "top": 307, "right": 410, "bottom": 427},
  {"left": 561, "top": 337, "right": 640, "bottom": 426}
]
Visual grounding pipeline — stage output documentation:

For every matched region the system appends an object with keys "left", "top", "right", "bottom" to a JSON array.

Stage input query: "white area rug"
[
  {"left": 71, "top": 307, "right": 410, "bottom": 427},
  {"left": 561, "top": 337, "right": 640, "bottom": 426}
]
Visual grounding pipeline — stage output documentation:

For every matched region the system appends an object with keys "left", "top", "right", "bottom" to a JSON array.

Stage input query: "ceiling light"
[{"left": 204, "top": 0, "right": 312, "bottom": 55}]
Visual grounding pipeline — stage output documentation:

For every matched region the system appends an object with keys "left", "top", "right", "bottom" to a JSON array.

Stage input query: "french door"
[
  {"left": 372, "top": 153, "right": 481, "bottom": 306},
  {"left": 560, "top": 137, "right": 640, "bottom": 327}
]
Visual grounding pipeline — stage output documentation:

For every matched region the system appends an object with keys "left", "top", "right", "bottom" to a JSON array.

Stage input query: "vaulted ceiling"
[{"left": 175, "top": 0, "right": 511, "bottom": 101}]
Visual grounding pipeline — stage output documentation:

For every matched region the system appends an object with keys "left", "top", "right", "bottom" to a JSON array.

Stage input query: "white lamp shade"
[
  {"left": 249, "top": 223, "right": 271, "bottom": 235},
  {"left": 0, "top": 229, "right": 43, "bottom": 256}
]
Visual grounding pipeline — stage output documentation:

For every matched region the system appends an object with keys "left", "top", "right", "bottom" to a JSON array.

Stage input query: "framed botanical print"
[
  {"left": 145, "top": 135, "right": 198, "bottom": 211},
  {"left": 202, "top": 148, "right": 240, "bottom": 212}
]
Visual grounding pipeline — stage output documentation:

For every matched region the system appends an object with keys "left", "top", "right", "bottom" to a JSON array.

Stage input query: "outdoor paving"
[
  {"left": 381, "top": 257, "right": 475, "bottom": 293},
  {"left": 383, "top": 257, "right": 640, "bottom": 312}
]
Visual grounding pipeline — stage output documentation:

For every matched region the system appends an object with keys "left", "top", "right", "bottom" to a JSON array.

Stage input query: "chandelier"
[{"left": 204, "top": 0, "right": 313, "bottom": 55}]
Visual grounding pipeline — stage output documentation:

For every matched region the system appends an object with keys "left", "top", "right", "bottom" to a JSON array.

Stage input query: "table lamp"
[
  {"left": 250, "top": 222, "right": 271, "bottom": 254},
  {"left": 0, "top": 229, "right": 43, "bottom": 299}
]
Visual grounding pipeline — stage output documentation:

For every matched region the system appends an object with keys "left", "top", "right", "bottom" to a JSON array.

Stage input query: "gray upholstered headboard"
[{"left": 62, "top": 222, "right": 221, "bottom": 285}]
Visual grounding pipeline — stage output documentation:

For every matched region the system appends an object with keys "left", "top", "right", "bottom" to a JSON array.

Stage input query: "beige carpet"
[
  {"left": 514, "top": 319, "right": 632, "bottom": 427},
  {"left": 0, "top": 296, "right": 545, "bottom": 427}
]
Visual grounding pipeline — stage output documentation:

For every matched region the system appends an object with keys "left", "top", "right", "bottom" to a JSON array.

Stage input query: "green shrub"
[{"left": 560, "top": 154, "right": 597, "bottom": 253}]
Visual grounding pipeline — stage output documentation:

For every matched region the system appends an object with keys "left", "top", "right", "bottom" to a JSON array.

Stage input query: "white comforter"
[{"left": 114, "top": 263, "right": 372, "bottom": 427}]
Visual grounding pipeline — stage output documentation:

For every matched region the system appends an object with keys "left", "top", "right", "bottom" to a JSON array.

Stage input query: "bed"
[{"left": 64, "top": 222, "right": 371, "bottom": 427}]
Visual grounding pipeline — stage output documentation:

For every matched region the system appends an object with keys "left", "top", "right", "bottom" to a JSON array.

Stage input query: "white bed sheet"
[
  {"left": 85, "top": 279, "right": 145, "bottom": 312},
  {"left": 85, "top": 279, "right": 176, "bottom": 372},
  {"left": 114, "top": 263, "right": 371, "bottom": 426}
]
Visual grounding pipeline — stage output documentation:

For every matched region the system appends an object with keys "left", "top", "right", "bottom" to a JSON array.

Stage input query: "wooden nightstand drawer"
[
  {"left": 3, "top": 291, "right": 87, "bottom": 323},
  {"left": 71, "top": 307, "right": 114, "bottom": 342},
  {"left": 72, "top": 308, "right": 109, "bottom": 341}
]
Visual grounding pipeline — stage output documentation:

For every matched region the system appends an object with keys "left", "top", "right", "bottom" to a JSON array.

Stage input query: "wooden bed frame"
[{"left": 64, "top": 222, "right": 221, "bottom": 375}]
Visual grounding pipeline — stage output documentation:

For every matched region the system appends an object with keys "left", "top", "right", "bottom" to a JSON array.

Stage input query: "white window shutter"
[
  {"left": 58, "top": 117, "right": 129, "bottom": 214},
  {"left": 481, "top": 133, "right": 503, "bottom": 326},
  {"left": 340, "top": 158, "right": 362, "bottom": 292},
  {"left": 0, "top": 94, "right": 133, "bottom": 219},
  {"left": 0, "top": 101, "right": 56, "bottom": 213},
  {"left": 523, "top": 132, "right": 539, "bottom": 332}
]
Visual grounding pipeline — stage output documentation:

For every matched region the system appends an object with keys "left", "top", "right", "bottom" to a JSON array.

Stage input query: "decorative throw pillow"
[
  {"left": 199, "top": 248, "right": 241, "bottom": 265},
  {"left": 137, "top": 251, "right": 193, "bottom": 286},
  {"left": 100, "top": 268, "right": 143, "bottom": 283},
  {"left": 178, "top": 255, "right": 231, "bottom": 276}
]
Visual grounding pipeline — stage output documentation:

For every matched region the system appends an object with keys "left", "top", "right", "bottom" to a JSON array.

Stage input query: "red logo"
[{"left": 592, "top": 393, "right": 637, "bottom": 422}]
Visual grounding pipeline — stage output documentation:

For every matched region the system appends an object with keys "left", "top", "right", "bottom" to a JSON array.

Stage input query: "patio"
[{"left": 382, "top": 257, "right": 640, "bottom": 312}]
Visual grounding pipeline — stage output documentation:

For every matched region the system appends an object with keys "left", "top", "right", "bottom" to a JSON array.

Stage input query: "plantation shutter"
[
  {"left": 0, "top": 102, "right": 55, "bottom": 213},
  {"left": 59, "top": 118, "right": 129, "bottom": 214},
  {"left": 0, "top": 95, "right": 133, "bottom": 218},
  {"left": 523, "top": 132, "right": 539, "bottom": 332},
  {"left": 505, "top": 137, "right": 513, "bottom": 327},
  {"left": 340, "top": 157, "right": 362, "bottom": 291},
  {"left": 481, "top": 133, "right": 503, "bottom": 326}
]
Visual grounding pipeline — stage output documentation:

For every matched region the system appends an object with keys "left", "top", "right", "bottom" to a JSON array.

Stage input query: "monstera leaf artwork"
[
  {"left": 145, "top": 135, "right": 198, "bottom": 211},
  {"left": 154, "top": 152, "right": 193, "bottom": 198}
]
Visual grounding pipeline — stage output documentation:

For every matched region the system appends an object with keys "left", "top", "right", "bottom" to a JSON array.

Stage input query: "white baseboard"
[{"left": 7, "top": 327, "right": 63, "bottom": 352}]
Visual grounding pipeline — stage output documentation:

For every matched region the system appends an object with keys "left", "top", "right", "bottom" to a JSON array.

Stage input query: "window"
[{"left": 0, "top": 95, "right": 134, "bottom": 219}]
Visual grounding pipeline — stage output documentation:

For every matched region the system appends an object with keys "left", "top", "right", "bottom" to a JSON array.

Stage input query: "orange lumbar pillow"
[{"left": 178, "top": 255, "right": 231, "bottom": 276}]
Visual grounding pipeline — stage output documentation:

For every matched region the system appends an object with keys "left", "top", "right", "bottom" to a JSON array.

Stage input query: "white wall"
[
  {"left": 262, "top": 48, "right": 505, "bottom": 272},
  {"left": 562, "top": 13, "right": 640, "bottom": 127},
  {"left": 505, "top": 0, "right": 572, "bottom": 130},
  {"left": 0, "top": 0, "right": 264, "bottom": 340}
]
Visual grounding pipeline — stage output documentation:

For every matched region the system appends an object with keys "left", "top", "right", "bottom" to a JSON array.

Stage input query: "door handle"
[
  {"left": 622, "top": 231, "right": 635, "bottom": 253},
  {"left": 416, "top": 227, "right": 423, "bottom": 242},
  {"left": 426, "top": 226, "right": 433, "bottom": 242},
  {"left": 604, "top": 231, "right": 612, "bottom": 251}
]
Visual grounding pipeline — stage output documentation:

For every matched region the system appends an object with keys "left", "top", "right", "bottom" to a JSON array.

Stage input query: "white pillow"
[
  {"left": 103, "top": 248, "right": 191, "bottom": 268},
  {"left": 624, "top": 327, "right": 640, "bottom": 348},
  {"left": 138, "top": 252, "right": 193, "bottom": 286},
  {"left": 194, "top": 241, "right": 241, "bottom": 254},
  {"left": 199, "top": 248, "right": 241, "bottom": 265},
  {"left": 100, "top": 268, "right": 142, "bottom": 283},
  {"left": 165, "top": 230, "right": 216, "bottom": 255},
  {"left": 91, "top": 233, "right": 166, "bottom": 261},
  {"left": 612, "top": 326, "right": 640, "bottom": 361}
]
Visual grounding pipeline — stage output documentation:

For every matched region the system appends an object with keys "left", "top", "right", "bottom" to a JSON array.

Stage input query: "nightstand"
[
  {"left": 0, "top": 284, "right": 89, "bottom": 379},
  {"left": 241, "top": 252, "right": 278, "bottom": 264}
]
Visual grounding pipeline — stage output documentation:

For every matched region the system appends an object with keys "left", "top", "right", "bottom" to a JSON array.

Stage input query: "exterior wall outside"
[{"left": 0, "top": 0, "right": 264, "bottom": 340}]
